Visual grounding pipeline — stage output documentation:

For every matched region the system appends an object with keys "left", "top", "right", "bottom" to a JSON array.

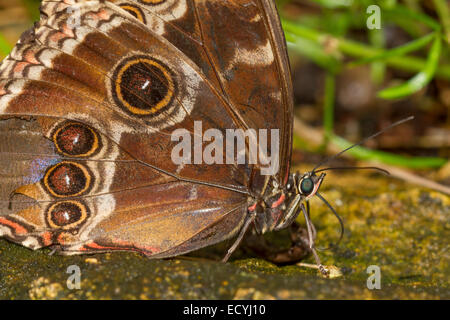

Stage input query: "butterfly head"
[
  {"left": 268, "top": 170, "right": 327, "bottom": 231},
  {"left": 296, "top": 171, "right": 326, "bottom": 201},
  {"left": 248, "top": 117, "right": 413, "bottom": 272}
]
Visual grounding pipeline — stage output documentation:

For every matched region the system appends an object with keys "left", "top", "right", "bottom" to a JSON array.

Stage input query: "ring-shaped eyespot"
[
  {"left": 139, "top": 0, "right": 166, "bottom": 5},
  {"left": 52, "top": 122, "right": 100, "bottom": 158},
  {"left": 112, "top": 55, "right": 176, "bottom": 117},
  {"left": 300, "top": 177, "right": 314, "bottom": 195},
  {"left": 43, "top": 161, "right": 93, "bottom": 198},
  {"left": 119, "top": 4, "right": 146, "bottom": 24},
  {"left": 46, "top": 201, "right": 89, "bottom": 231}
]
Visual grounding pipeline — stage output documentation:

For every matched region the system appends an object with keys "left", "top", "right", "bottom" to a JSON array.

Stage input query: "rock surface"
[{"left": 1, "top": 165, "right": 448, "bottom": 299}]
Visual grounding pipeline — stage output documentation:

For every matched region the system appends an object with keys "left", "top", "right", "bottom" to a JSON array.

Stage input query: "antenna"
[
  {"left": 312, "top": 116, "right": 414, "bottom": 172},
  {"left": 314, "top": 166, "right": 390, "bottom": 175}
]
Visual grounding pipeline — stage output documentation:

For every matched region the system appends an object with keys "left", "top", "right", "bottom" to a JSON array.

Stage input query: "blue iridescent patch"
[{"left": 24, "top": 156, "right": 61, "bottom": 185}]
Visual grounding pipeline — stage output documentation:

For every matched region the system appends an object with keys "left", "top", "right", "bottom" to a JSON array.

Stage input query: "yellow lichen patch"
[
  {"left": 28, "top": 277, "right": 64, "bottom": 300},
  {"left": 233, "top": 288, "right": 276, "bottom": 300},
  {"left": 291, "top": 163, "right": 449, "bottom": 289},
  {"left": 85, "top": 258, "right": 99, "bottom": 265}
]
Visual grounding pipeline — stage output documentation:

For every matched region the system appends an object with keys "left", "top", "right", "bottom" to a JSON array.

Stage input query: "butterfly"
[{"left": 2, "top": 0, "right": 402, "bottom": 276}]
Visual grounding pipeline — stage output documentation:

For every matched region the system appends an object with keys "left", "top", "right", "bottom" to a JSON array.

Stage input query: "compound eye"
[{"left": 300, "top": 177, "right": 314, "bottom": 195}]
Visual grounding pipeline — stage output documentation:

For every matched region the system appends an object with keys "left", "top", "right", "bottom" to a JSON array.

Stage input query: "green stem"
[
  {"left": 281, "top": 20, "right": 450, "bottom": 80},
  {"left": 350, "top": 32, "right": 436, "bottom": 66},
  {"left": 369, "top": 27, "right": 386, "bottom": 84},
  {"left": 330, "top": 135, "right": 447, "bottom": 169},
  {"left": 323, "top": 72, "right": 335, "bottom": 140},
  {"left": 285, "top": 33, "right": 340, "bottom": 73},
  {"left": 386, "top": 6, "right": 442, "bottom": 31},
  {"left": 432, "top": 0, "right": 450, "bottom": 44},
  {"left": 378, "top": 34, "right": 442, "bottom": 99},
  {"left": 293, "top": 131, "right": 447, "bottom": 169}
]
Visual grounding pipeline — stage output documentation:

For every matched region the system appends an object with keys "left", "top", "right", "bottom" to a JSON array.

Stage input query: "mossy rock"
[{"left": 0, "top": 166, "right": 448, "bottom": 299}]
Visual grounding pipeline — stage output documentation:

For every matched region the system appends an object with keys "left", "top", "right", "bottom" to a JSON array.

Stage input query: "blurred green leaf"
[
  {"left": 368, "top": 27, "right": 386, "bottom": 84},
  {"left": 282, "top": 20, "right": 450, "bottom": 80},
  {"left": 310, "top": 0, "right": 353, "bottom": 9},
  {"left": 378, "top": 35, "right": 442, "bottom": 99},
  {"left": 331, "top": 135, "right": 447, "bottom": 169},
  {"left": 350, "top": 32, "right": 436, "bottom": 66},
  {"left": 323, "top": 72, "right": 336, "bottom": 140},
  {"left": 385, "top": 5, "right": 442, "bottom": 31},
  {"left": 0, "top": 34, "right": 12, "bottom": 58},
  {"left": 432, "top": 0, "right": 450, "bottom": 44},
  {"left": 286, "top": 34, "right": 341, "bottom": 73},
  {"left": 21, "top": 0, "right": 41, "bottom": 22}
]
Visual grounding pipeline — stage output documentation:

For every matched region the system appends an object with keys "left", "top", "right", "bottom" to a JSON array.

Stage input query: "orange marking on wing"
[
  {"left": 0, "top": 217, "right": 27, "bottom": 235},
  {"left": 62, "top": 24, "right": 75, "bottom": 38},
  {"left": 0, "top": 84, "right": 7, "bottom": 96},
  {"left": 41, "top": 231, "right": 52, "bottom": 246},
  {"left": 284, "top": 166, "right": 290, "bottom": 184},
  {"left": 271, "top": 194, "right": 286, "bottom": 208},
  {"left": 24, "top": 49, "right": 39, "bottom": 64},
  {"left": 57, "top": 233, "right": 68, "bottom": 245},
  {"left": 83, "top": 242, "right": 113, "bottom": 250},
  {"left": 50, "top": 32, "right": 68, "bottom": 43},
  {"left": 113, "top": 239, "right": 160, "bottom": 253},
  {"left": 87, "top": 9, "right": 110, "bottom": 21},
  {"left": 96, "top": 9, "right": 111, "bottom": 20},
  {"left": 83, "top": 241, "right": 159, "bottom": 255},
  {"left": 13, "top": 62, "right": 31, "bottom": 73}
]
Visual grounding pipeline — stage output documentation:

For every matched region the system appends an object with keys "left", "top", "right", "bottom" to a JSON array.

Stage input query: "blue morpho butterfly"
[{"left": 0, "top": 0, "right": 412, "bottom": 276}]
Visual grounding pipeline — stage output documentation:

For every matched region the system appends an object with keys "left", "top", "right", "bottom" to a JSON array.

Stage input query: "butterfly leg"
[
  {"left": 284, "top": 222, "right": 312, "bottom": 262},
  {"left": 267, "top": 222, "right": 311, "bottom": 264},
  {"left": 235, "top": 221, "right": 310, "bottom": 264},
  {"left": 221, "top": 212, "right": 256, "bottom": 263},
  {"left": 306, "top": 201, "right": 317, "bottom": 240},
  {"left": 300, "top": 203, "right": 329, "bottom": 276}
]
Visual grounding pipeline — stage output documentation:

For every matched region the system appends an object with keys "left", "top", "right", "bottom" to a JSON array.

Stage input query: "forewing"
[
  {"left": 43, "top": 0, "right": 294, "bottom": 185},
  {"left": 0, "top": 1, "right": 250, "bottom": 255}
]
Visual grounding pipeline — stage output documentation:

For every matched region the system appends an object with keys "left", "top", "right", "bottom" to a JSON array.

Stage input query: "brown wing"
[
  {"left": 55, "top": 0, "right": 294, "bottom": 185},
  {"left": 0, "top": 0, "right": 292, "bottom": 256},
  {"left": 4, "top": 2, "right": 250, "bottom": 190},
  {"left": 0, "top": 114, "right": 247, "bottom": 255},
  {"left": 0, "top": 1, "right": 250, "bottom": 255}
]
